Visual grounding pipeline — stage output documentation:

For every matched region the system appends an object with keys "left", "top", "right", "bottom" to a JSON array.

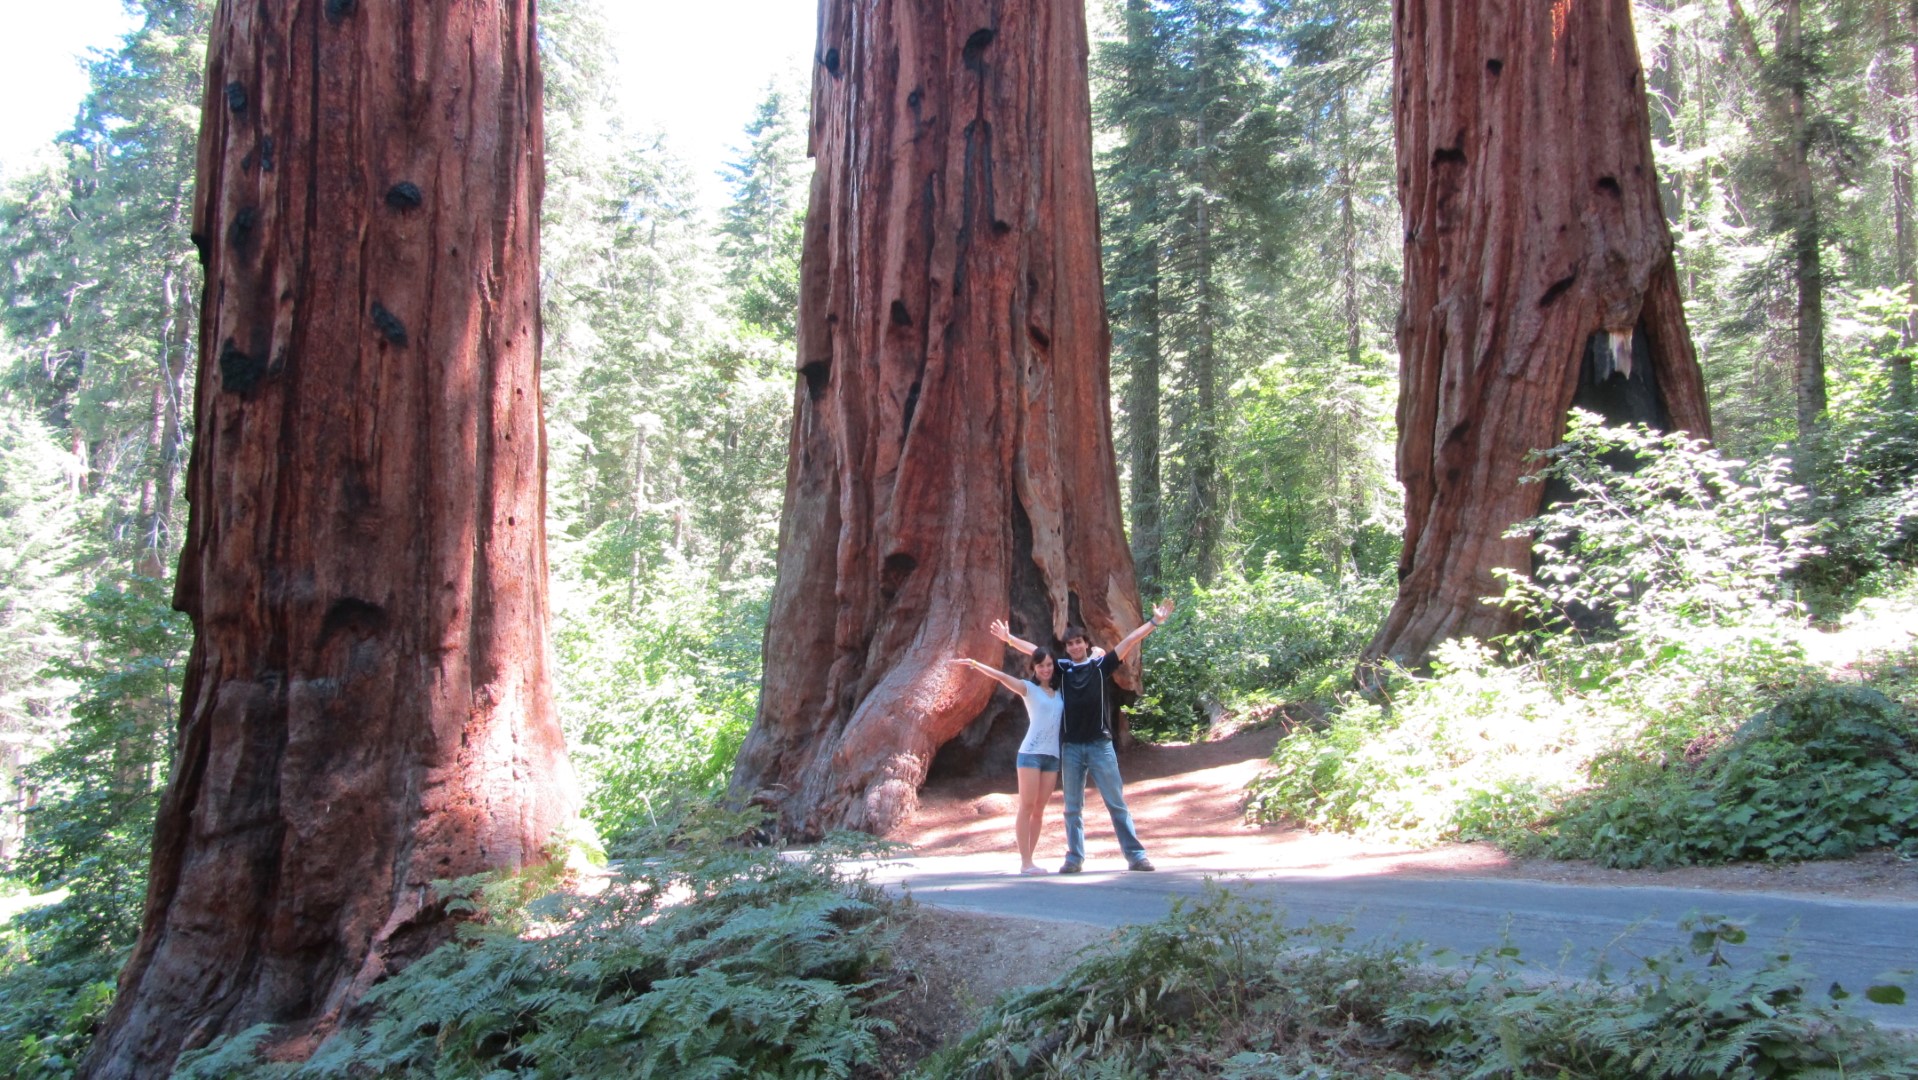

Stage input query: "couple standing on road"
[{"left": 952, "top": 601, "right": 1176, "bottom": 876}]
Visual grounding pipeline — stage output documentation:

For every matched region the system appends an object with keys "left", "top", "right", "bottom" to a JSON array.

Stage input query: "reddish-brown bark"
[
  {"left": 1365, "top": 0, "right": 1713, "bottom": 673},
  {"left": 80, "top": 2, "right": 574, "bottom": 1074},
  {"left": 729, "top": 0, "right": 1141, "bottom": 838}
]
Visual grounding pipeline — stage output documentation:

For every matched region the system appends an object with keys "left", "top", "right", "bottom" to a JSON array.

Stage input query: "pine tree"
[
  {"left": 718, "top": 81, "right": 809, "bottom": 340},
  {"left": 1101, "top": 0, "right": 1174, "bottom": 589},
  {"left": 1098, "top": 0, "right": 1288, "bottom": 586},
  {"left": 1249, "top": 0, "right": 1400, "bottom": 578},
  {"left": 0, "top": 0, "right": 209, "bottom": 948},
  {"left": 1723, "top": 0, "right": 1877, "bottom": 448},
  {"left": 0, "top": 0, "right": 208, "bottom": 574},
  {"left": 0, "top": 398, "right": 83, "bottom": 867}
]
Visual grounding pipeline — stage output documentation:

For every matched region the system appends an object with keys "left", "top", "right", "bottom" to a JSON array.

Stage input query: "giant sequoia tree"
[
  {"left": 81, "top": 1, "right": 575, "bottom": 1073},
  {"left": 1364, "top": 0, "right": 1713, "bottom": 672},
  {"left": 729, "top": 0, "right": 1143, "bottom": 837}
]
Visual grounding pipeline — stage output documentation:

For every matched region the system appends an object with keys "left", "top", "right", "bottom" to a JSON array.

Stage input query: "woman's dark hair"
[{"left": 1028, "top": 646, "right": 1058, "bottom": 673}]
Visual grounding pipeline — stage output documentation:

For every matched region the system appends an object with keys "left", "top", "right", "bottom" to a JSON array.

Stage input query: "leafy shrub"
[
  {"left": 1794, "top": 286, "right": 1918, "bottom": 605},
  {"left": 1132, "top": 566, "right": 1391, "bottom": 740},
  {"left": 926, "top": 885, "right": 1426, "bottom": 1079},
  {"left": 930, "top": 889, "right": 1918, "bottom": 1079},
  {"left": 175, "top": 808, "right": 898, "bottom": 1079},
  {"left": 1532, "top": 684, "right": 1918, "bottom": 867},
  {"left": 1248, "top": 416, "right": 1839, "bottom": 850},
  {"left": 1389, "top": 913, "right": 1916, "bottom": 1079},
  {"left": 0, "top": 948, "right": 118, "bottom": 1080},
  {"left": 1496, "top": 410, "right": 1821, "bottom": 654},
  {"left": 1245, "top": 640, "right": 1607, "bottom": 844},
  {"left": 550, "top": 559, "right": 768, "bottom": 845},
  {"left": 8, "top": 573, "right": 188, "bottom": 965}
]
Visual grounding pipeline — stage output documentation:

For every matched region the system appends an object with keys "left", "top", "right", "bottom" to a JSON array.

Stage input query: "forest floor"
[{"left": 873, "top": 711, "right": 1918, "bottom": 1058}]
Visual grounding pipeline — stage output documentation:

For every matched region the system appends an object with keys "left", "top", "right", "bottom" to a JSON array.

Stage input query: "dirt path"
[{"left": 889, "top": 724, "right": 1918, "bottom": 901}]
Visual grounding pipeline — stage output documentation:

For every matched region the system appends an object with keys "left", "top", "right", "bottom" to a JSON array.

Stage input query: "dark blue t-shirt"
[{"left": 1054, "top": 651, "right": 1121, "bottom": 743}]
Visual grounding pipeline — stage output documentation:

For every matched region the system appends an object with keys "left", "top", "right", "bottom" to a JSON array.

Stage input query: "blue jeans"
[{"left": 1061, "top": 739, "right": 1145, "bottom": 864}]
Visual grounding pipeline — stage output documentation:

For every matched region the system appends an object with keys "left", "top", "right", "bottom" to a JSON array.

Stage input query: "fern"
[
  {"left": 936, "top": 898, "right": 1918, "bottom": 1080},
  {"left": 178, "top": 806, "right": 898, "bottom": 1079}
]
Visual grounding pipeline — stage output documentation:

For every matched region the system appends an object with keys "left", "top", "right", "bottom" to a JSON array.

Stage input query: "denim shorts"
[{"left": 1015, "top": 752, "right": 1061, "bottom": 773}]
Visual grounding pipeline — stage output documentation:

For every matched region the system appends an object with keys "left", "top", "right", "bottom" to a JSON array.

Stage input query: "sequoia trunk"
[
  {"left": 730, "top": 0, "right": 1142, "bottom": 837},
  {"left": 1365, "top": 0, "right": 1712, "bottom": 673},
  {"left": 81, "top": 2, "right": 575, "bottom": 1074}
]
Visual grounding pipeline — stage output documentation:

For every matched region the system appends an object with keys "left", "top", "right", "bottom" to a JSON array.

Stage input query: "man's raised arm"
[{"left": 1112, "top": 600, "right": 1176, "bottom": 662}]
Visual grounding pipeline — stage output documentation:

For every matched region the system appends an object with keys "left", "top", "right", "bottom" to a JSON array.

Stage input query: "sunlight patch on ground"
[{"left": 0, "top": 887, "right": 66, "bottom": 925}]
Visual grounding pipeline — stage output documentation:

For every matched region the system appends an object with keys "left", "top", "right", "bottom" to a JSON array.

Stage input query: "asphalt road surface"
[{"left": 861, "top": 851, "right": 1918, "bottom": 1028}]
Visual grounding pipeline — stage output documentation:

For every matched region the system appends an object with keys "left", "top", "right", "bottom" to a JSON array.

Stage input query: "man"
[{"left": 991, "top": 600, "right": 1174, "bottom": 873}]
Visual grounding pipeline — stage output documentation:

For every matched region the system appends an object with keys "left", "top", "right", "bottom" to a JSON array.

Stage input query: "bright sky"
[
  {"left": 1, "top": 1, "right": 819, "bottom": 210},
  {"left": 0, "top": 0, "right": 140, "bottom": 173},
  {"left": 604, "top": 1, "right": 816, "bottom": 210}
]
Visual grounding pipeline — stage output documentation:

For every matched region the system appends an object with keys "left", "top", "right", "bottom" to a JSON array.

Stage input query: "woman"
[{"left": 951, "top": 648, "right": 1063, "bottom": 875}]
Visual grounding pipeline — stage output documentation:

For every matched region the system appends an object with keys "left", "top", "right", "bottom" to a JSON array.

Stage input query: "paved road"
[{"left": 861, "top": 851, "right": 1918, "bottom": 1028}]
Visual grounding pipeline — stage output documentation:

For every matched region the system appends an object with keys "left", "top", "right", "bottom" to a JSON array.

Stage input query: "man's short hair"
[{"left": 1061, "top": 625, "right": 1089, "bottom": 645}]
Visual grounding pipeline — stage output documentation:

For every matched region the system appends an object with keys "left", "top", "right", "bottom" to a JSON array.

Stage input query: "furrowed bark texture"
[
  {"left": 730, "top": 0, "right": 1141, "bottom": 837},
  {"left": 1367, "top": 0, "right": 1713, "bottom": 672},
  {"left": 81, "top": 2, "right": 575, "bottom": 1074}
]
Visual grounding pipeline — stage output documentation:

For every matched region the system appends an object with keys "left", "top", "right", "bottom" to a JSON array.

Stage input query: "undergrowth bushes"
[
  {"left": 551, "top": 562, "right": 769, "bottom": 845},
  {"left": 1132, "top": 567, "right": 1391, "bottom": 740},
  {"left": 929, "top": 887, "right": 1424, "bottom": 1079},
  {"left": 1247, "top": 414, "right": 1918, "bottom": 864},
  {"left": 1245, "top": 640, "right": 1604, "bottom": 845},
  {"left": 927, "top": 886, "right": 1918, "bottom": 1079},
  {"left": 173, "top": 808, "right": 898, "bottom": 1079},
  {"left": 0, "top": 950, "right": 118, "bottom": 1080},
  {"left": 1534, "top": 682, "right": 1918, "bottom": 867}
]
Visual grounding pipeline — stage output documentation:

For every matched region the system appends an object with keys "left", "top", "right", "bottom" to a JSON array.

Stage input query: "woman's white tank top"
[{"left": 1015, "top": 680, "right": 1064, "bottom": 757}]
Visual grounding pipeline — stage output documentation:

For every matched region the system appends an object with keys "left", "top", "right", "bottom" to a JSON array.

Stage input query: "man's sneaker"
[
  {"left": 1059, "top": 860, "right": 1084, "bottom": 874},
  {"left": 1127, "top": 857, "right": 1156, "bottom": 872}
]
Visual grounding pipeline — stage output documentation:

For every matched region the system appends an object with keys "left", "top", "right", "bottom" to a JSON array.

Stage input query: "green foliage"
[
  {"left": 0, "top": 945, "right": 119, "bottom": 1080},
  {"left": 0, "top": 0, "right": 206, "bottom": 566},
  {"left": 551, "top": 559, "right": 767, "bottom": 846},
  {"left": 928, "top": 885, "right": 1423, "bottom": 1079},
  {"left": 1534, "top": 684, "right": 1918, "bottom": 868},
  {"left": 13, "top": 571, "right": 187, "bottom": 961},
  {"left": 534, "top": 45, "right": 797, "bottom": 850},
  {"left": 1131, "top": 565, "right": 1390, "bottom": 739},
  {"left": 1245, "top": 640, "right": 1606, "bottom": 844},
  {"left": 1097, "top": 0, "right": 1308, "bottom": 585},
  {"left": 1795, "top": 286, "right": 1918, "bottom": 603},
  {"left": 175, "top": 808, "right": 899, "bottom": 1080},
  {"left": 0, "top": 398, "right": 82, "bottom": 803},
  {"left": 1247, "top": 419, "right": 1830, "bottom": 848},
  {"left": 717, "top": 80, "right": 808, "bottom": 341},
  {"left": 1227, "top": 350, "right": 1400, "bottom": 581},
  {"left": 1498, "top": 411, "right": 1822, "bottom": 650},
  {"left": 930, "top": 892, "right": 1918, "bottom": 1079},
  {"left": 1850, "top": 580, "right": 1918, "bottom": 712},
  {"left": 1391, "top": 914, "right": 1918, "bottom": 1080}
]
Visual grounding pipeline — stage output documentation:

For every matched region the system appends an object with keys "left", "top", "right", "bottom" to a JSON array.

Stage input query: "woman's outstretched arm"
[{"left": 951, "top": 657, "right": 1029, "bottom": 696}]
